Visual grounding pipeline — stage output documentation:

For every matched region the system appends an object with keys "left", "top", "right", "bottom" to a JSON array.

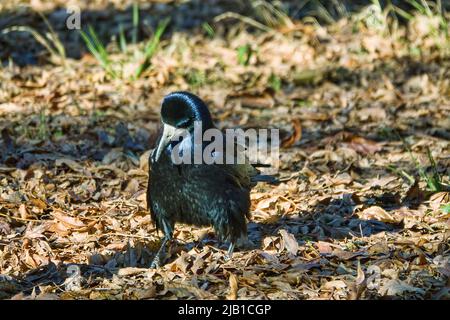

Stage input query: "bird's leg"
[
  {"left": 150, "top": 235, "right": 170, "bottom": 268},
  {"left": 150, "top": 219, "right": 173, "bottom": 268},
  {"left": 225, "top": 242, "right": 235, "bottom": 261}
]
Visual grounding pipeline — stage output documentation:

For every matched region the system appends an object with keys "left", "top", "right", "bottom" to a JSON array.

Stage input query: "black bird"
[{"left": 147, "top": 91, "right": 273, "bottom": 268}]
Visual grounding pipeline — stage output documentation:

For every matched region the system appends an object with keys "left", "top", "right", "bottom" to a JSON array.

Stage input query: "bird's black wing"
[{"left": 214, "top": 139, "right": 278, "bottom": 188}]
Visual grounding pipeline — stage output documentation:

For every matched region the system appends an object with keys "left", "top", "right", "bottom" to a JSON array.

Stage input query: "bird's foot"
[
  {"left": 150, "top": 258, "right": 161, "bottom": 269},
  {"left": 150, "top": 252, "right": 166, "bottom": 268},
  {"left": 224, "top": 242, "right": 235, "bottom": 261},
  {"left": 149, "top": 236, "right": 171, "bottom": 268}
]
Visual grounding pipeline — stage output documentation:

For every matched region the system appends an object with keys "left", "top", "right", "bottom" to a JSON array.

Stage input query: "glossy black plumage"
[{"left": 147, "top": 91, "right": 263, "bottom": 267}]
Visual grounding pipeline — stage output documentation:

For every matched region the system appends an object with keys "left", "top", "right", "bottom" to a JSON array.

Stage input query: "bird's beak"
[{"left": 154, "top": 124, "right": 178, "bottom": 162}]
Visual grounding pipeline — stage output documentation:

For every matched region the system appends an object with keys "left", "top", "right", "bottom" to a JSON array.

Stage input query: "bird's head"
[{"left": 154, "top": 91, "right": 214, "bottom": 162}]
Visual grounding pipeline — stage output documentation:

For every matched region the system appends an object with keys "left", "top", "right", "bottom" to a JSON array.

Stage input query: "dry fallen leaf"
[
  {"left": 279, "top": 229, "right": 299, "bottom": 256},
  {"left": 429, "top": 192, "right": 449, "bottom": 211},
  {"left": 55, "top": 158, "right": 86, "bottom": 174},
  {"left": 357, "top": 206, "right": 401, "bottom": 224},
  {"left": 226, "top": 273, "right": 239, "bottom": 300},
  {"left": 281, "top": 119, "right": 302, "bottom": 148},
  {"left": 353, "top": 261, "right": 366, "bottom": 299},
  {"left": 233, "top": 92, "right": 275, "bottom": 109},
  {"left": 322, "top": 280, "right": 347, "bottom": 290},
  {"left": 346, "top": 136, "right": 382, "bottom": 155},
  {"left": 19, "top": 204, "right": 29, "bottom": 220},
  {"left": 316, "top": 241, "right": 334, "bottom": 254},
  {"left": 51, "top": 210, "right": 87, "bottom": 230},
  {"left": 379, "top": 279, "right": 425, "bottom": 297}
]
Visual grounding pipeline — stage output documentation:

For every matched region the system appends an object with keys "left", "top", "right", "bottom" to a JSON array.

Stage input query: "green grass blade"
[
  {"left": 237, "top": 44, "right": 252, "bottom": 66},
  {"left": 392, "top": 5, "right": 415, "bottom": 21},
  {"left": 37, "top": 11, "right": 66, "bottom": 59},
  {"left": 132, "top": 2, "right": 139, "bottom": 44},
  {"left": 387, "top": 165, "right": 415, "bottom": 184},
  {"left": 80, "top": 30, "right": 103, "bottom": 63},
  {"left": 134, "top": 18, "right": 170, "bottom": 79},
  {"left": 426, "top": 147, "right": 442, "bottom": 191},
  {"left": 394, "top": 130, "right": 441, "bottom": 192},
  {"left": 119, "top": 24, "right": 127, "bottom": 53},
  {"left": 442, "top": 203, "right": 450, "bottom": 214},
  {"left": 202, "top": 22, "right": 215, "bottom": 38},
  {"left": 87, "top": 26, "right": 109, "bottom": 63},
  {"left": 80, "top": 27, "right": 117, "bottom": 78}
]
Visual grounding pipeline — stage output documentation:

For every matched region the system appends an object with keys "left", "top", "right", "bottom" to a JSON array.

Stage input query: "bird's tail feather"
[
  {"left": 252, "top": 163, "right": 271, "bottom": 168},
  {"left": 251, "top": 174, "right": 279, "bottom": 184}
]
